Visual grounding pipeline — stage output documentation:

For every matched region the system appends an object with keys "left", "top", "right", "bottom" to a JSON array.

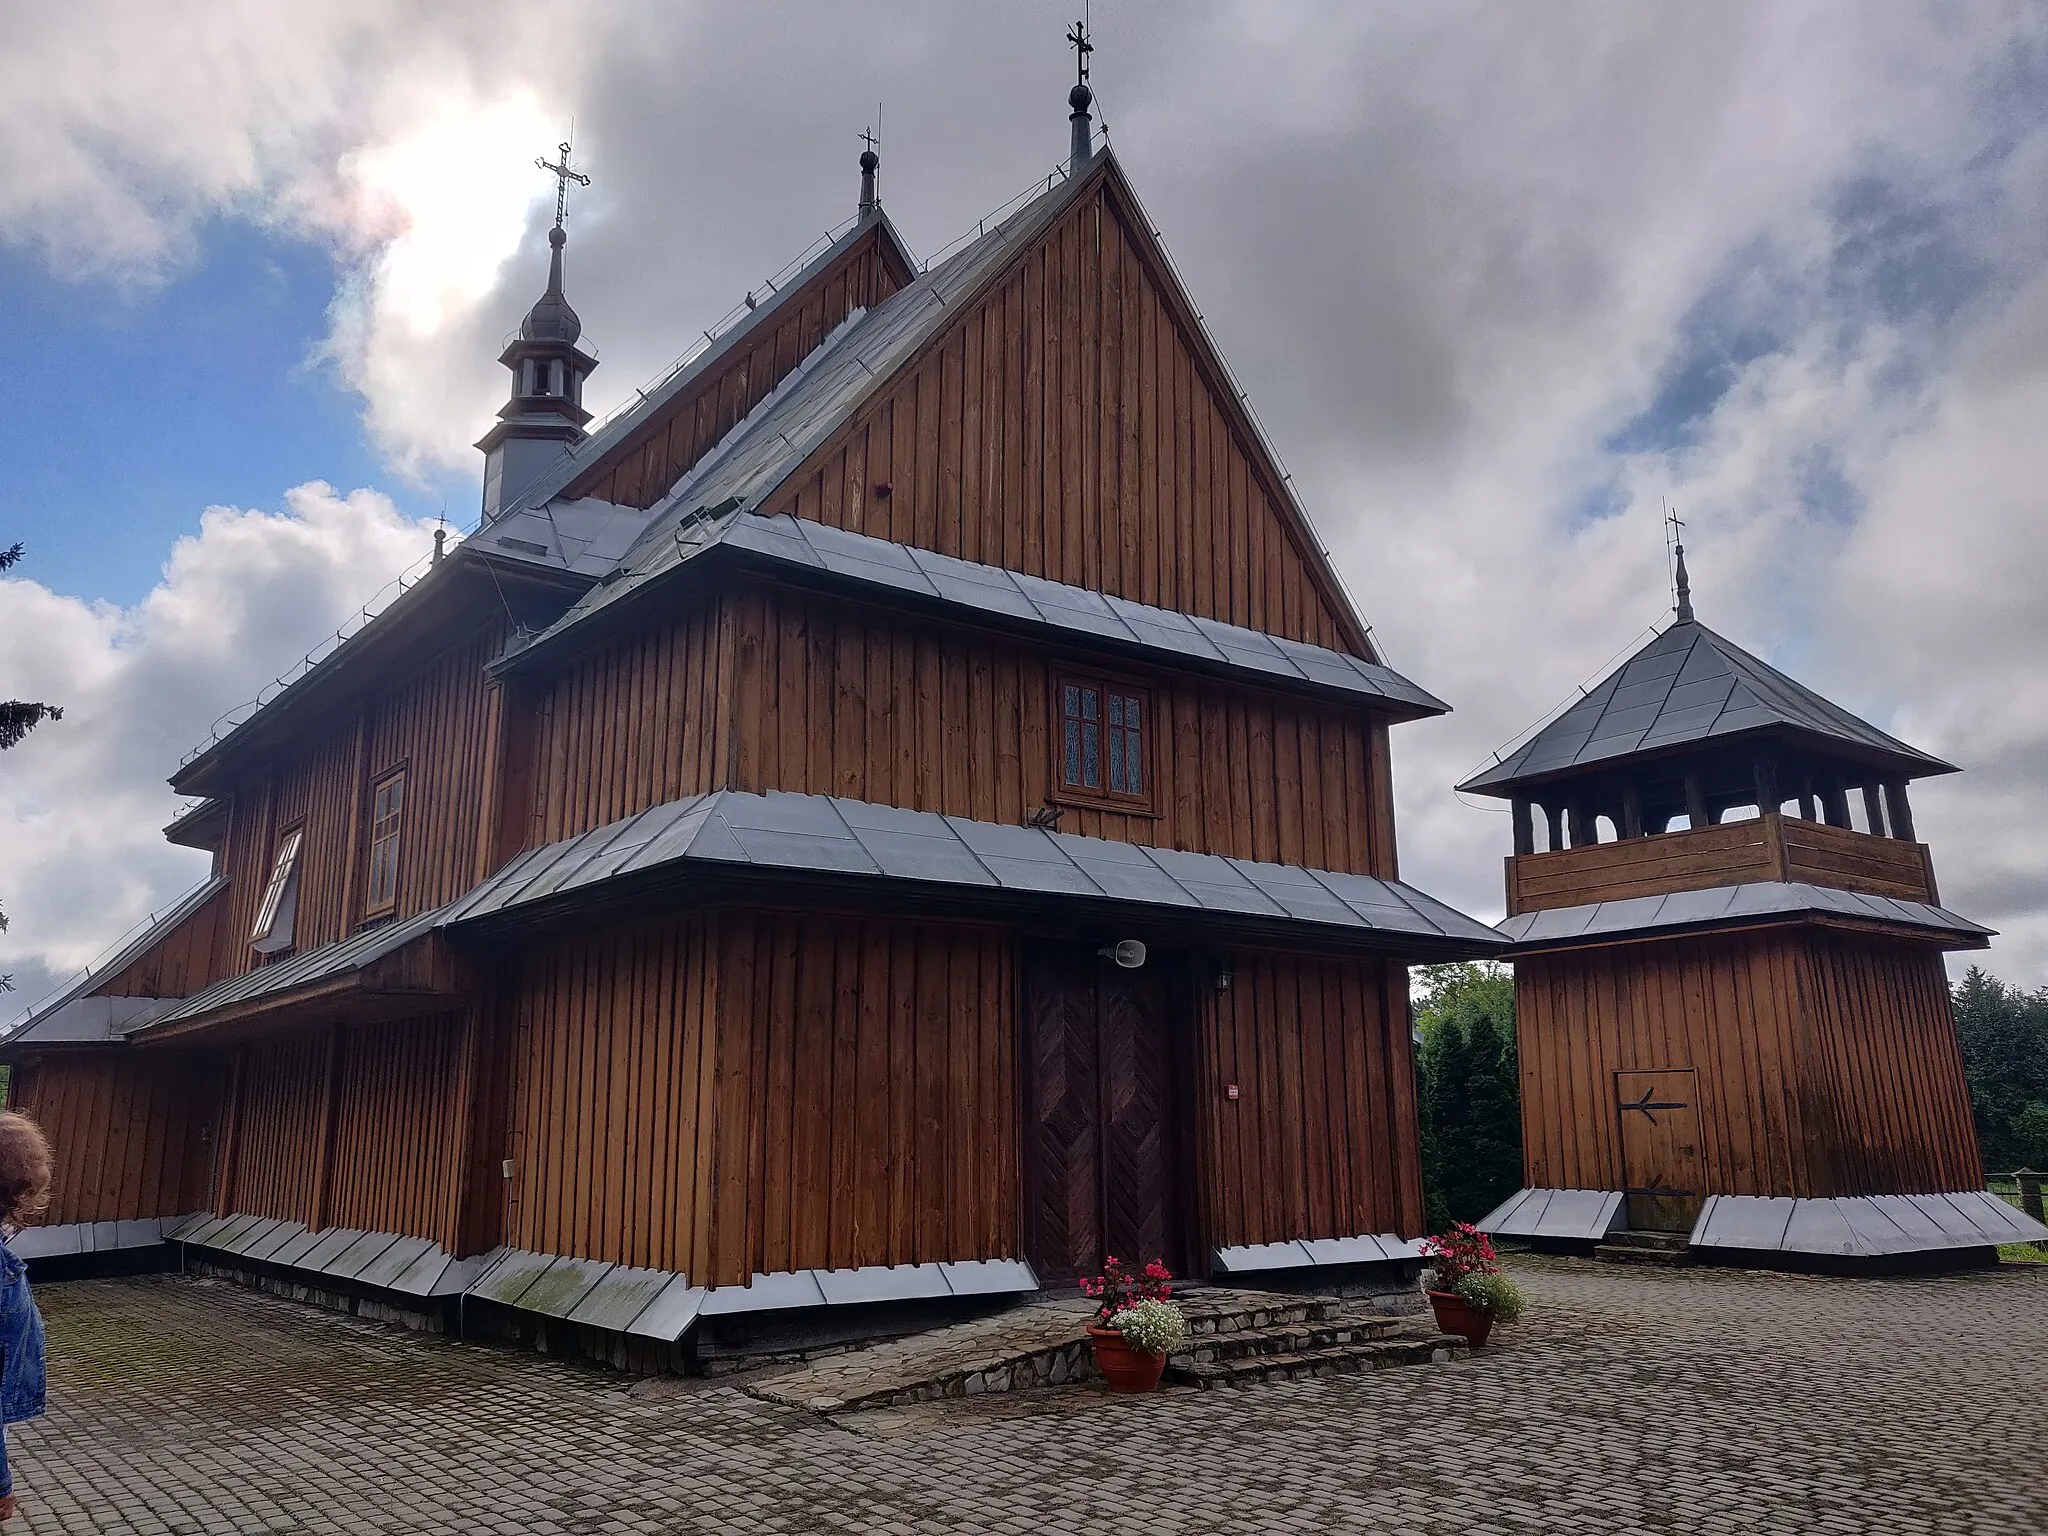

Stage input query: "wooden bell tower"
[{"left": 1463, "top": 559, "right": 2045, "bottom": 1268}]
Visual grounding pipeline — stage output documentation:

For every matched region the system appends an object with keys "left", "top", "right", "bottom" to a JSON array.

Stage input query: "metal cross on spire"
[
  {"left": 536, "top": 140, "right": 591, "bottom": 230},
  {"left": 1067, "top": 18, "right": 1093, "bottom": 86},
  {"left": 1665, "top": 504, "right": 1695, "bottom": 623}
]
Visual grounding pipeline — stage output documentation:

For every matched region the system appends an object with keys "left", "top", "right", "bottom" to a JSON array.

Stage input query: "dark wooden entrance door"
[
  {"left": 1021, "top": 948, "right": 1185, "bottom": 1284},
  {"left": 1616, "top": 1069, "right": 1706, "bottom": 1232}
]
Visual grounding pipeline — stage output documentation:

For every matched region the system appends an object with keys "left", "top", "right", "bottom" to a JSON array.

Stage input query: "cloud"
[
  {"left": 0, "top": 486, "right": 434, "bottom": 1014},
  {"left": 7, "top": 1, "right": 2048, "bottom": 984}
]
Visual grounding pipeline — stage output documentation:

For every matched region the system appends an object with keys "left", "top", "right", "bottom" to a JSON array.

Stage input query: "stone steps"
[
  {"left": 1171, "top": 1316, "right": 1401, "bottom": 1365},
  {"left": 749, "top": 1288, "right": 1459, "bottom": 1414},
  {"left": 1177, "top": 1291, "right": 1332, "bottom": 1335},
  {"left": 1166, "top": 1324, "right": 1465, "bottom": 1390},
  {"left": 1595, "top": 1230, "right": 1692, "bottom": 1266}
]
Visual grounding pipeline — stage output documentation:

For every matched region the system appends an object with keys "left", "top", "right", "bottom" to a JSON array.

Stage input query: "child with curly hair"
[{"left": 0, "top": 1112, "right": 51, "bottom": 1524}]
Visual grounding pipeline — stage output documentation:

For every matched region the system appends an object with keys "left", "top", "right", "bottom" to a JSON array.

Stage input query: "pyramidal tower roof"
[{"left": 1460, "top": 593, "right": 1956, "bottom": 797}]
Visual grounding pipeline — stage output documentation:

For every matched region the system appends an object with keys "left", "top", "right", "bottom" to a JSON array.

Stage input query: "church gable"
[
  {"left": 562, "top": 220, "right": 916, "bottom": 510},
  {"left": 761, "top": 160, "right": 1371, "bottom": 656}
]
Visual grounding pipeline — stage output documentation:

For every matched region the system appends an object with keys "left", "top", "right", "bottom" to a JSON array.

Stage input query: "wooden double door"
[{"left": 1021, "top": 947, "right": 1189, "bottom": 1284}]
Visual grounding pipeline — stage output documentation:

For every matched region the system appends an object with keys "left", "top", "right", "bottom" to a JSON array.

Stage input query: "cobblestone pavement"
[{"left": 12, "top": 1258, "right": 2046, "bottom": 1534}]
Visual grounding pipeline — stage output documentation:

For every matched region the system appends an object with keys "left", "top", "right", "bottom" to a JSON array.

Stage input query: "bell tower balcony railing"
[{"left": 1503, "top": 810, "right": 1940, "bottom": 918}]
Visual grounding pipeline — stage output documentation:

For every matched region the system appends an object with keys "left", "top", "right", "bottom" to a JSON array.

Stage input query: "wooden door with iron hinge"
[{"left": 1615, "top": 1068, "right": 1706, "bottom": 1233}]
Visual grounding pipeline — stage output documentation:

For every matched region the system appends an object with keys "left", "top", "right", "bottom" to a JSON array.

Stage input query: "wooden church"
[
  {"left": 1467, "top": 550, "right": 2048, "bottom": 1267},
  {"left": 1, "top": 67, "right": 1502, "bottom": 1354}
]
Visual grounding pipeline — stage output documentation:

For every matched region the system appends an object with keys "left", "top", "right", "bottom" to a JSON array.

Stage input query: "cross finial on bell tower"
[
  {"left": 1666, "top": 506, "right": 1695, "bottom": 624},
  {"left": 858, "top": 125, "right": 880, "bottom": 218},
  {"left": 1066, "top": 19, "right": 1097, "bottom": 171}
]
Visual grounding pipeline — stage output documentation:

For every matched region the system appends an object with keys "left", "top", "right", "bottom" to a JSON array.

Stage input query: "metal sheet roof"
[
  {"left": 512, "top": 169, "right": 1101, "bottom": 655},
  {"left": 144, "top": 904, "right": 448, "bottom": 1030},
  {"left": 504, "top": 507, "right": 1445, "bottom": 715},
  {"left": 445, "top": 788, "right": 1503, "bottom": 951},
  {"left": 2, "top": 876, "right": 227, "bottom": 1047},
  {"left": 1496, "top": 880, "right": 1993, "bottom": 950},
  {"left": 1460, "top": 619, "right": 1956, "bottom": 794},
  {"left": 493, "top": 211, "right": 919, "bottom": 520}
]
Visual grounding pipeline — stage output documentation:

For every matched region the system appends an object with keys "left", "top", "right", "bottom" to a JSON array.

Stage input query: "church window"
[
  {"left": 365, "top": 769, "right": 407, "bottom": 915},
  {"left": 249, "top": 826, "right": 303, "bottom": 955},
  {"left": 1056, "top": 674, "right": 1150, "bottom": 810}
]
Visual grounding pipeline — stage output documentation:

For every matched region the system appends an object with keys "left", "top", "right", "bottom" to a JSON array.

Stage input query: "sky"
[{"left": 3, "top": 0, "right": 2047, "bottom": 1014}]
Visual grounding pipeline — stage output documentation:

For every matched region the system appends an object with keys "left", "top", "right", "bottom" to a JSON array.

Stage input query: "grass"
[{"left": 1987, "top": 1180, "right": 2048, "bottom": 1264}]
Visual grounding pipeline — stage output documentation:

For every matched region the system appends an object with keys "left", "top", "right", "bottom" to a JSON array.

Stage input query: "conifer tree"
[{"left": 1416, "top": 961, "right": 1522, "bottom": 1228}]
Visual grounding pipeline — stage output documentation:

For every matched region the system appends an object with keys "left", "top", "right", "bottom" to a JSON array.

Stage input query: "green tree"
[
  {"left": 1953, "top": 965, "right": 2048, "bottom": 1172},
  {"left": 1415, "top": 961, "right": 1522, "bottom": 1230}
]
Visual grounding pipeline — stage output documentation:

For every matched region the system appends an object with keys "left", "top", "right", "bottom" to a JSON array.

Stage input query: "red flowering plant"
[
  {"left": 1078, "top": 1255, "right": 1174, "bottom": 1326},
  {"left": 1421, "top": 1221, "right": 1526, "bottom": 1321},
  {"left": 1419, "top": 1222, "right": 1499, "bottom": 1291}
]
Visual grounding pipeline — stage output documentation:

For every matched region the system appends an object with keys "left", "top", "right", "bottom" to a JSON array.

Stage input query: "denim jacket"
[{"left": 0, "top": 1237, "right": 46, "bottom": 1424}]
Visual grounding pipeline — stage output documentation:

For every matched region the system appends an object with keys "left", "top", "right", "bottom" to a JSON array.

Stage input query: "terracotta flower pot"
[
  {"left": 1427, "top": 1289, "right": 1493, "bottom": 1348},
  {"left": 1087, "top": 1323, "right": 1168, "bottom": 1393}
]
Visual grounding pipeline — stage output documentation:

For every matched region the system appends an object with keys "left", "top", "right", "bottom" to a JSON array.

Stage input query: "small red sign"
[{"left": 1225, "top": 1084, "right": 1240, "bottom": 1101}]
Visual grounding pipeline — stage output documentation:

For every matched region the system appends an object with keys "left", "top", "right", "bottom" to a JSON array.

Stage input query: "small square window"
[
  {"left": 1054, "top": 674, "right": 1152, "bottom": 812},
  {"left": 365, "top": 770, "right": 407, "bottom": 915}
]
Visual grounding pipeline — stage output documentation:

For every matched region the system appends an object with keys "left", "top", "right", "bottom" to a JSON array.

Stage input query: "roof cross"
[
  {"left": 1067, "top": 18, "right": 1093, "bottom": 86},
  {"left": 1665, "top": 506, "right": 1695, "bottom": 624},
  {"left": 536, "top": 140, "right": 591, "bottom": 230}
]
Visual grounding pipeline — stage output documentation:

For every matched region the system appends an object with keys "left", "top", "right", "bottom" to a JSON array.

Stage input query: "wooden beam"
[
  {"left": 308, "top": 1025, "right": 343, "bottom": 1231},
  {"left": 214, "top": 1045, "right": 246, "bottom": 1214},
  {"left": 336, "top": 708, "right": 369, "bottom": 933},
  {"left": 1620, "top": 782, "right": 1644, "bottom": 841},
  {"left": 1882, "top": 780, "right": 1916, "bottom": 841},
  {"left": 1753, "top": 755, "right": 1780, "bottom": 816},
  {"left": 1545, "top": 803, "right": 1566, "bottom": 853},
  {"left": 1820, "top": 778, "right": 1853, "bottom": 829},
  {"left": 1684, "top": 772, "right": 1709, "bottom": 830},
  {"left": 1860, "top": 784, "right": 1888, "bottom": 838},
  {"left": 1511, "top": 796, "right": 1535, "bottom": 857}
]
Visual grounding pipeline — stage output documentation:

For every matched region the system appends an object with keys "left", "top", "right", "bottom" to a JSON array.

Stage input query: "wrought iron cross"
[
  {"left": 536, "top": 140, "right": 591, "bottom": 229},
  {"left": 860, "top": 125, "right": 879, "bottom": 156},
  {"left": 1067, "top": 18, "right": 1093, "bottom": 85}
]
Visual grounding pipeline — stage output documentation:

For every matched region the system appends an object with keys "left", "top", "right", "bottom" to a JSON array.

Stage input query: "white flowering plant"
[{"left": 1111, "top": 1298, "right": 1188, "bottom": 1358}]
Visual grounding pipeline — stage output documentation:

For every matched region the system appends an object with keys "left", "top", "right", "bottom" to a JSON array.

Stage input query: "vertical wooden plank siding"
[
  {"left": 322, "top": 1013, "right": 470, "bottom": 1242},
  {"left": 529, "top": 586, "right": 1385, "bottom": 869},
  {"left": 226, "top": 1034, "right": 330, "bottom": 1221},
  {"left": 506, "top": 914, "right": 1018, "bottom": 1285},
  {"left": 209, "top": 622, "right": 506, "bottom": 987},
  {"left": 761, "top": 182, "right": 1364, "bottom": 653},
  {"left": 11, "top": 1051, "right": 217, "bottom": 1226},
  {"left": 562, "top": 224, "right": 912, "bottom": 508},
  {"left": 1516, "top": 932, "right": 1983, "bottom": 1200},
  {"left": 87, "top": 887, "right": 231, "bottom": 998},
  {"left": 208, "top": 1012, "right": 474, "bottom": 1241},
  {"left": 1196, "top": 952, "right": 1417, "bottom": 1245},
  {"left": 1797, "top": 936, "right": 1984, "bottom": 1194},
  {"left": 526, "top": 602, "right": 730, "bottom": 845}
]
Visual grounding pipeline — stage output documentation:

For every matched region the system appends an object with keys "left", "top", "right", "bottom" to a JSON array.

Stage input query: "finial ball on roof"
[
  {"left": 859, "top": 148, "right": 879, "bottom": 173},
  {"left": 1070, "top": 82, "right": 1093, "bottom": 112},
  {"left": 548, "top": 225, "right": 566, "bottom": 249}
]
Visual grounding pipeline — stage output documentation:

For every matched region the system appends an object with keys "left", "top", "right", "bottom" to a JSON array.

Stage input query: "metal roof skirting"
[
  {"left": 139, "top": 905, "right": 455, "bottom": 1035},
  {"left": 445, "top": 788, "right": 1505, "bottom": 955},
  {"left": 167, "top": 1212, "right": 1038, "bottom": 1343},
  {"left": 488, "top": 508, "right": 1448, "bottom": 718},
  {"left": 1495, "top": 880, "right": 1993, "bottom": 952}
]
